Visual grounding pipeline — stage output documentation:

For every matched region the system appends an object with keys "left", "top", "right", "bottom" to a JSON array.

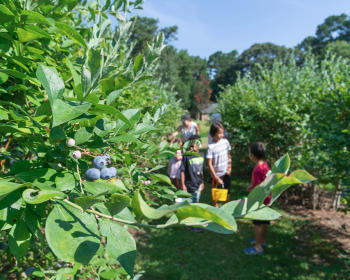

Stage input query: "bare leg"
[
  {"left": 261, "top": 224, "right": 268, "bottom": 244},
  {"left": 254, "top": 225, "right": 264, "bottom": 251},
  {"left": 213, "top": 200, "right": 219, "bottom": 207}
]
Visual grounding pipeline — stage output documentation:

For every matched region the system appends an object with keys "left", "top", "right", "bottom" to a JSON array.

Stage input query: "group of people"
[{"left": 167, "top": 114, "right": 271, "bottom": 255}]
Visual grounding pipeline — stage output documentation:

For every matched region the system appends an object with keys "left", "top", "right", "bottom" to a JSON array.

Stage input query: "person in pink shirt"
[{"left": 244, "top": 142, "right": 271, "bottom": 255}]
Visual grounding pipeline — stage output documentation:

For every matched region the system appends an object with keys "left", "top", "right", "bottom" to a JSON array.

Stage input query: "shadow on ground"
[{"left": 136, "top": 177, "right": 350, "bottom": 280}]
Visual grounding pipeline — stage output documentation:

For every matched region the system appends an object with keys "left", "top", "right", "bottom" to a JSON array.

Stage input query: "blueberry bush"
[
  {"left": 0, "top": 0, "right": 315, "bottom": 278},
  {"left": 218, "top": 54, "right": 349, "bottom": 209}
]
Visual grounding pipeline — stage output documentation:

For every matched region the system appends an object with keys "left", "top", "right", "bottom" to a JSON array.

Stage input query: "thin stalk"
[
  {"left": 76, "top": 163, "right": 84, "bottom": 195},
  {"left": 59, "top": 199, "right": 210, "bottom": 229}
]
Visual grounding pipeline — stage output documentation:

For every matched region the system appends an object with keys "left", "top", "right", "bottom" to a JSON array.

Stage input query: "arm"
[
  {"left": 226, "top": 152, "right": 232, "bottom": 175},
  {"left": 180, "top": 171, "right": 187, "bottom": 192},
  {"left": 208, "top": 158, "right": 224, "bottom": 185},
  {"left": 195, "top": 123, "right": 199, "bottom": 136},
  {"left": 171, "top": 125, "right": 182, "bottom": 138}
]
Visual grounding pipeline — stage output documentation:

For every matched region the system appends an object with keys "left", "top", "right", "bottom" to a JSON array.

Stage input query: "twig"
[{"left": 76, "top": 163, "right": 84, "bottom": 195}]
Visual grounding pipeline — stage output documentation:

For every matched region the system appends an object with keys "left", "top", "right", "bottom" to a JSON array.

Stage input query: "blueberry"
[
  {"left": 66, "top": 138, "right": 75, "bottom": 147},
  {"left": 93, "top": 156, "right": 107, "bottom": 169},
  {"left": 0, "top": 242, "right": 8, "bottom": 250},
  {"left": 100, "top": 167, "right": 117, "bottom": 180},
  {"left": 109, "top": 167, "right": 117, "bottom": 177},
  {"left": 103, "top": 154, "right": 112, "bottom": 164},
  {"left": 85, "top": 168, "right": 100, "bottom": 181},
  {"left": 100, "top": 168, "right": 112, "bottom": 180},
  {"left": 72, "top": 150, "right": 81, "bottom": 159},
  {"left": 25, "top": 266, "right": 35, "bottom": 276}
]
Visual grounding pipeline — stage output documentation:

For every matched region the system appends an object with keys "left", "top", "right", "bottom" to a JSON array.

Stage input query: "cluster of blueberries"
[{"left": 85, "top": 154, "right": 117, "bottom": 181}]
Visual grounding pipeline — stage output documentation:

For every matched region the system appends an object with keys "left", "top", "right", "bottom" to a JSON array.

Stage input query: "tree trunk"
[
  {"left": 312, "top": 184, "right": 319, "bottom": 210},
  {"left": 332, "top": 183, "right": 342, "bottom": 211}
]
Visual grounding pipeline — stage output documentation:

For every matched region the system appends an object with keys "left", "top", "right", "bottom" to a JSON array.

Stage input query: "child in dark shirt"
[
  {"left": 244, "top": 142, "right": 271, "bottom": 255},
  {"left": 180, "top": 135, "right": 204, "bottom": 203}
]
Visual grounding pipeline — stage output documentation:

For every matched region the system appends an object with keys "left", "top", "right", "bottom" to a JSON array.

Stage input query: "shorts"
[
  {"left": 212, "top": 174, "right": 231, "bottom": 194},
  {"left": 253, "top": 220, "right": 270, "bottom": 225},
  {"left": 188, "top": 190, "right": 201, "bottom": 203}
]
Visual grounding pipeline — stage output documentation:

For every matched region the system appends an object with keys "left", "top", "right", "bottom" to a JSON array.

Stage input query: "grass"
[{"left": 134, "top": 121, "right": 350, "bottom": 280}]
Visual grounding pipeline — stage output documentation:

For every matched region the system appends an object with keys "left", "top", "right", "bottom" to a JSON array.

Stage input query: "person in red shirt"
[{"left": 244, "top": 142, "right": 270, "bottom": 255}]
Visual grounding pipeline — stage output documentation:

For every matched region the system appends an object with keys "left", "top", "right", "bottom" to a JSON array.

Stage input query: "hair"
[
  {"left": 175, "top": 138, "right": 183, "bottom": 146},
  {"left": 209, "top": 121, "right": 224, "bottom": 137},
  {"left": 167, "top": 133, "right": 174, "bottom": 143},
  {"left": 186, "top": 135, "right": 200, "bottom": 149},
  {"left": 250, "top": 142, "right": 266, "bottom": 159},
  {"left": 182, "top": 114, "right": 191, "bottom": 121}
]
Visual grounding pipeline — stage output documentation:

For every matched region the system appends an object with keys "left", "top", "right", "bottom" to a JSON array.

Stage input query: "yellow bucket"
[{"left": 211, "top": 188, "right": 228, "bottom": 202}]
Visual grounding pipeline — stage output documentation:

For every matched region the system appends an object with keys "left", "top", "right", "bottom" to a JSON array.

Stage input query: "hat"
[{"left": 181, "top": 114, "right": 191, "bottom": 121}]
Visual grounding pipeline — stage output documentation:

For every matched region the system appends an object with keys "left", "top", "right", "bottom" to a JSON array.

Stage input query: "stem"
[
  {"left": 76, "top": 163, "right": 84, "bottom": 194},
  {"left": 59, "top": 199, "right": 209, "bottom": 229}
]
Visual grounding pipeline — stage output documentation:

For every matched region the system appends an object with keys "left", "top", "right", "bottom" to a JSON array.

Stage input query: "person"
[
  {"left": 180, "top": 135, "right": 204, "bottom": 203},
  {"left": 168, "top": 138, "right": 183, "bottom": 189},
  {"left": 172, "top": 114, "right": 199, "bottom": 142},
  {"left": 244, "top": 142, "right": 271, "bottom": 255},
  {"left": 207, "top": 122, "right": 232, "bottom": 207},
  {"left": 208, "top": 113, "right": 222, "bottom": 144}
]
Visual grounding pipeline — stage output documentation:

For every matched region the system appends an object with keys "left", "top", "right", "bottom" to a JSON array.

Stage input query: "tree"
[{"left": 129, "top": 16, "right": 178, "bottom": 56}]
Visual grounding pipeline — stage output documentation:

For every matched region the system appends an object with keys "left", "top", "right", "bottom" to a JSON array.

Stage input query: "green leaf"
[
  {"left": 45, "top": 202, "right": 100, "bottom": 264},
  {"left": 247, "top": 174, "right": 281, "bottom": 211},
  {"left": 50, "top": 126, "right": 66, "bottom": 141},
  {"left": 82, "top": 66, "right": 91, "bottom": 96},
  {"left": 55, "top": 172, "right": 77, "bottom": 191},
  {"left": 271, "top": 154, "right": 290, "bottom": 174},
  {"left": 149, "top": 173, "right": 172, "bottom": 186},
  {"left": 122, "top": 109, "right": 141, "bottom": 126},
  {"left": 290, "top": 170, "right": 316, "bottom": 184},
  {"left": 106, "top": 90, "right": 122, "bottom": 105},
  {"left": 131, "top": 190, "right": 189, "bottom": 220},
  {"left": 109, "top": 133, "right": 140, "bottom": 144},
  {"left": 0, "top": 72, "right": 8, "bottom": 84},
  {"left": 22, "top": 189, "right": 64, "bottom": 204},
  {"left": 74, "top": 127, "right": 92, "bottom": 144},
  {"left": 21, "top": 10, "right": 51, "bottom": 25},
  {"left": 243, "top": 207, "right": 281, "bottom": 220},
  {"left": 83, "top": 180, "right": 125, "bottom": 196},
  {"left": 175, "top": 203, "right": 237, "bottom": 231},
  {"left": 99, "top": 219, "right": 136, "bottom": 276},
  {"left": 269, "top": 173, "right": 305, "bottom": 204},
  {"left": 36, "top": 64, "right": 65, "bottom": 108},
  {"left": 133, "top": 54, "right": 144, "bottom": 76},
  {"left": 16, "top": 168, "right": 56, "bottom": 183},
  {"left": 17, "top": 27, "right": 49, "bottom": 42},
  {"left": 175, "top": 190, "right": 193, "bottom": 198},
  {"left": 75, "top": 196, "right": 103, "bottom": 210},
  {"left": 104, "top": 194, "right": 131, "bottom": 216},
  {"left": 52, "top": 100, "right": 91, "bottom": 127},
  {"left": 88, "top": 48, "right": 102, "bottom": 83},
  {"left": 0, "top": 180, "right": 26, "bottom": 198},
  {"left": 8, "top": 220, "right": 31, "bottom": 259},
  {"left": 56, "top": 22, "right": 87, "bottom": 49},
  {"left": 0, "top": 4, "right": 15, "bottom": 24}
]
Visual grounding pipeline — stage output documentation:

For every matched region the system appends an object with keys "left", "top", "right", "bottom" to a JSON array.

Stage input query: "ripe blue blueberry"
[
  {"left": 85, "top": 168, "right": 100, "bottom": 181},
  {"left": 109, "top": 167, "right": 117, "bottom": 177},
  {"left": 103, "top": 154, "right": 112, "bottom": 164},
  {"left": 93, "top": 156, "right": 107, "bottom": 169},
  {"left": 100, "top": 167, "right": 117, "bottom": 180}
]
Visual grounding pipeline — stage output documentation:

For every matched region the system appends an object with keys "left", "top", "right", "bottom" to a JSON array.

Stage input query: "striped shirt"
[
  {"left": 181, "top": 121, "right": 197, "bottom": 141},
  {"left": 206, "top": 138, "right": 231, "bottom": 177}
]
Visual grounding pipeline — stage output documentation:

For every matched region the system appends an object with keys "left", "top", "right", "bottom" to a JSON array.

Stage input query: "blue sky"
[{"left": 136, "top": 0, "right": 350, "bottom": 58}]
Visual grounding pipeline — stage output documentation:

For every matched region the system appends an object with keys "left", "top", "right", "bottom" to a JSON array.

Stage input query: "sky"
[{"left": 136, "top": 0, "right": 350, "bottom": 58}]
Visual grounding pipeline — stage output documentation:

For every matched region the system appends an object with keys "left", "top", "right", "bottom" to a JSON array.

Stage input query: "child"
[
  {"left": 180, "top": 135, "right": 204, "bottom": 203},
  {"left": 244, "top": 142, "right": 271, "bottom": 255},
  {"left": 172, "top": 114, "right": 199, "bottom": 142},
  {"left": 168, "top": 138, "right": 183, "bottom": 189},
  {"left": 207, "top": 122, "right": 232, "bottom": 207}
]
